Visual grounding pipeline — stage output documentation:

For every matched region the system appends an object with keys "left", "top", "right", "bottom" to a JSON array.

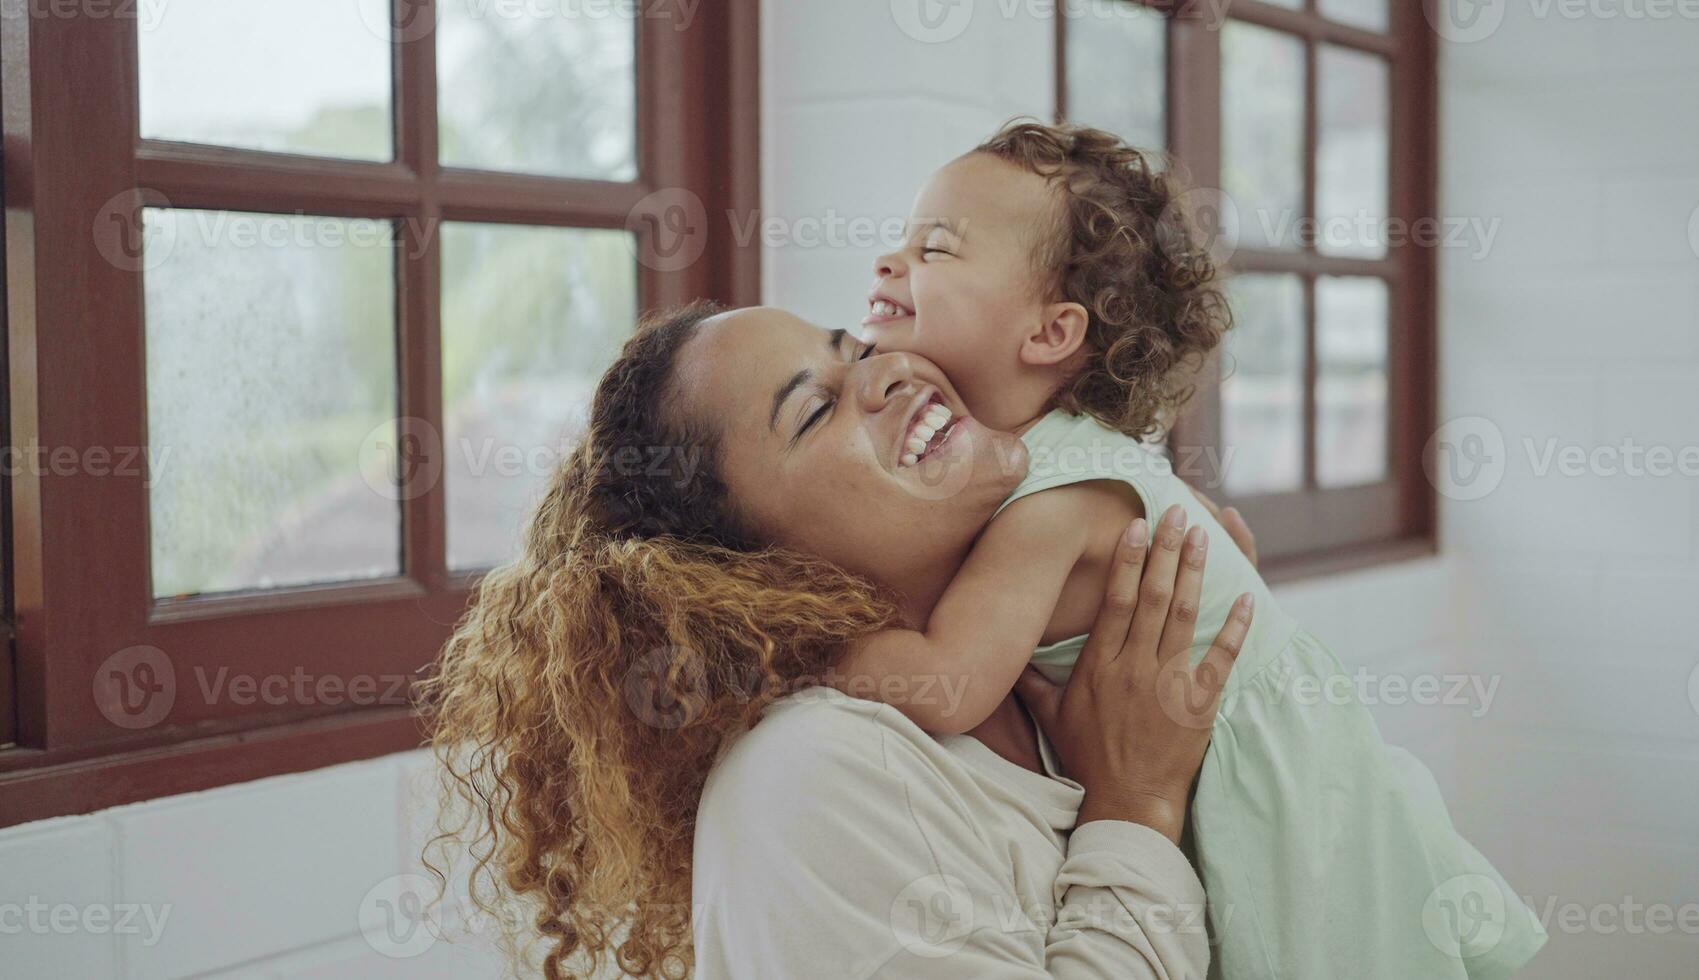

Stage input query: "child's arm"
[{"left": 839, "top": 482, "right": 1137, "bottom": 735}]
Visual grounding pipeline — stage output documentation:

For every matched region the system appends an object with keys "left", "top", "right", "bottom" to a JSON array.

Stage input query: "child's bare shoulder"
[{"left": 990, "top": 476, "right": 1145, "bottom": 545}]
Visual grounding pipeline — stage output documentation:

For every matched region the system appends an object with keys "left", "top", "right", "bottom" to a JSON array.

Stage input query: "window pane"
[
  {"left": 1318, "top": 46, "right": 1390, "bottom": 259},
  {"left": 441, "top": 224, "right": 638, "bottom": 570},
  {"left": 138, "top": 0, "right": 392, "bottom": 160},
  {"left": 438, "top": 2, "right": 637, "bottom": 180},
  {"left": 1064, "top": 0, "right": 1166, "bottom": 152},
  {"left": 1222, "top": 23, "right": 1305, "bottom": 251},
  {"left": 1319, "top": 0, "right": 1390, "bottom": 33},
  {"left": 1317, "top": 277, "right": 1389, "bottom": 488},
  {"left": 1221, "top": 274, "right": 1305, "bottom": 496},
  {"left": 144, "top": 210, "right": 400, "bottom": 598}
]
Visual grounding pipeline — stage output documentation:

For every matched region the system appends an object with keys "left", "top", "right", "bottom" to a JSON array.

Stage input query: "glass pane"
[
  {"left": 138, "top": 0, "right": 392, "bottom": 160},
  {"left": 1222, "top": 274, "right": 1305, "bottom": 496},
  {"left": 1318, "top": 46, "right": 1390, "bottom": 259},
  {"left": 1319, "top": 0, "right": 1390, "bottom": 32},
  {"left": 1316, "top": 277, "right": 1389, "bottom": 488},
  {"left": 438, "top": 1, "right": 637, "bottom": 180},
  {"left": 1222, "top": 23, "right": 1306, "bottom": 251},
  {"left": 441, "top": 224, "right": 638, "bottom": 570},
  {"left": 144, "top": 210, "right": 400, "bottom": 597},
  {"left": 1064, "top": 0, "right": 1166, "bottom": 152}
]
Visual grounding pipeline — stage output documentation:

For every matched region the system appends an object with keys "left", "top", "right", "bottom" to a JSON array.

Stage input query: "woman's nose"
[{"left": 852, "top": 351, "right": 914, "bottom": 414}]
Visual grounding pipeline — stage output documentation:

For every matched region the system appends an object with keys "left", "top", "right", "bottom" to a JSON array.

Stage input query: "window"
[
  {"left": 1059, "top": 0, "right": 1435, "bottom": 575},
  {"left": 0, "top": 1, "right": 758, "bottom": 826}
]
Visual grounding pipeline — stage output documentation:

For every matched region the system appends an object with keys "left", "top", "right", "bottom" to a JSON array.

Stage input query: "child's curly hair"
[{"left": 975, "top": 120, "right": 1233, "bottom": 440}]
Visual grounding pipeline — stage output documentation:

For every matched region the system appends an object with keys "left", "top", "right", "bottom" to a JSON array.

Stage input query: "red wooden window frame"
[
  {"left": 0, "top": 0, "right": 760, "bottom": 827},
  {"left": 1058, "top": 0, "right": 1437, "bottom": 579}
]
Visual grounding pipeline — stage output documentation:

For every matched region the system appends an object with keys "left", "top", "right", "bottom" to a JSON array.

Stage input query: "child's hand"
[{"left": 1014, "top": 504, "right": 1254, "bottom": 844}]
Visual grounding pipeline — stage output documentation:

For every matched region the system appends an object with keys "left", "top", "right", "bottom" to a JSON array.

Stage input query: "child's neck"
[{"left": 967, "top": 369, "right": 1056, "bottom": 437}]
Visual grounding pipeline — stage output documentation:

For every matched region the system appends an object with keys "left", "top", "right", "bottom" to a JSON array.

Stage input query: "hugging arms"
[{"left": 428, "top": 303, "right": 1252, "bottom": 979}]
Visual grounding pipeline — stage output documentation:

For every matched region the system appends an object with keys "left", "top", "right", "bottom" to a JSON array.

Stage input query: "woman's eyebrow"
[
  {"left": 769, "top": 369, "right": 810, "bottom": 431},
  {"left": 768, "top": 330, "right": 849, "bottom": 431}
]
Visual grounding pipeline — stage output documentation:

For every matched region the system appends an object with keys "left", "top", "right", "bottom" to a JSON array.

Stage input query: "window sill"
[
  {"left": 0, "top": 707, "right": 421, "bottom": 829},
  {"left": 1258, "top": 535, "right": 1438, "bottom": 586}
]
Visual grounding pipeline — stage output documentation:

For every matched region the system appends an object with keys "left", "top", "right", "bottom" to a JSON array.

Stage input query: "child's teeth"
[
  {"left": 913, "top": 424, "right": 935, "bottom": 442},
  {"left": 906, "top": 437, "right": 926, "bottom": 454},
  {"left": 901, "top": 452, "right": 918, "bottom": 467},
  {"left": 925, "top": 407, "right": 950, "bottom": 426}
]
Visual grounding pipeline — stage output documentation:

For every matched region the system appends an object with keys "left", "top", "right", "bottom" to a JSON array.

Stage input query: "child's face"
[{"left": 863, "top": 154, "right": 1058, "bottom": 417}]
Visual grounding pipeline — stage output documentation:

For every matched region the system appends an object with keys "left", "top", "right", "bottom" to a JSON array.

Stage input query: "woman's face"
[{"left": 671, "top": 307, "right": 1028, "bottom": 593}]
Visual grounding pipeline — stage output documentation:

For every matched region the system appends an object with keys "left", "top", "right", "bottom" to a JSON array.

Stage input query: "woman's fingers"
[
  {"left": 1155, "top": 593, "right": 1254, "bottom": 730},
  {"left": 1155, "top": 524, "right": 1210, "bottom": 668},
  {"left": 1076, "top": 517, "right": 1149, "bottom": 676},
  {"left": 1120, "top": 504, "right": 1188, "bottom": 666},
  {"left": 1204, "top": 594, "right": 1254, "bottom": 669}
]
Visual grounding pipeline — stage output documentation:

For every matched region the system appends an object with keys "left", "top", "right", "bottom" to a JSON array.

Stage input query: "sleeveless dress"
[{"left": 997, "top": 411, "right": 1547, "bottom": 980}]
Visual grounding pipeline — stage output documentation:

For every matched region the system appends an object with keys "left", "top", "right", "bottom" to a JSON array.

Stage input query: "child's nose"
[{"left": 874, "top": 251, "right": 906, "bottom": 279}]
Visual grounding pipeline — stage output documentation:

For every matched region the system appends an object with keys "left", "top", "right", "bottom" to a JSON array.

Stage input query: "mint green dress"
[{"left": 999, "top": 412, "right": 1547, "bottom": 980}]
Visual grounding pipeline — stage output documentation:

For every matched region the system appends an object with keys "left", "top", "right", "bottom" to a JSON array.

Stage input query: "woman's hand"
[{"left": 1014, "top": 504, "right": 1254, "bottom": 843}]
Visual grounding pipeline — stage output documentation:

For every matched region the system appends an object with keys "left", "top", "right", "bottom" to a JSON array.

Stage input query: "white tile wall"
[
  {"left": 1440, "top": 5, "right": 1699, "bottom": 978},
  {"left": 0, "top": 752, "right": 503, "bottom": 979},
  {"left": 6, "top": 4, "right": 1696, "bottom": 979}
]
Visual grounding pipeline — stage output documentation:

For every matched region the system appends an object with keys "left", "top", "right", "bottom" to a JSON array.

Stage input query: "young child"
[{"left": 845, "top": 122, "right": 1546, "bottom": 980}]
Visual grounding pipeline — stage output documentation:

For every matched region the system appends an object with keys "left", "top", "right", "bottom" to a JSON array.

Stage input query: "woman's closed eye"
[{"left": 792, "top": 343, "right": 876, "bottom": 443}]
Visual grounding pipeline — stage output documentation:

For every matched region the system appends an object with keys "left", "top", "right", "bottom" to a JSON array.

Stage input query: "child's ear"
[{"left": 1019, "top": 302, "right": 1090, "bottom": 367}]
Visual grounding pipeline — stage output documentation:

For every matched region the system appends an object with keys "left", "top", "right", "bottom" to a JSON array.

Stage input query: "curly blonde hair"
[
  {"left": 420, "top": 302, "right": 899, "bottom": 979},
  {"left": 975, "top": 120, "right": 1234, "bottom": 440}
]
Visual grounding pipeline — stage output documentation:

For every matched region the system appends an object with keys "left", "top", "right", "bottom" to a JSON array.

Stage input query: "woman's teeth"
[
  {"left": 871, "top": 299, "right": 907, "bottom": 317},
  {"left": 900, "top": 402, "right": 955, "bottom": 467}
]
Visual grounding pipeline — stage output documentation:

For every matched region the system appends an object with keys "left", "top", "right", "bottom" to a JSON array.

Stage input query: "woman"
[{"left": 424, "top": 303, "right": 1256, "bottom": 979}]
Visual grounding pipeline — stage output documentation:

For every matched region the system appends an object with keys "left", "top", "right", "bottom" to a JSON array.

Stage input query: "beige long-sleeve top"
[{"left": 691, "top": 688, "right": 1210, "bottom": 979}]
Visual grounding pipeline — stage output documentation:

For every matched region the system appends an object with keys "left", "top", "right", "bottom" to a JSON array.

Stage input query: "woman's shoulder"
[
  {"left": 708, "top": 689, "right": 935, "bottom": 783},
  {"left": 698, "top": 689, "right": 962, "bottom": 828}
]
